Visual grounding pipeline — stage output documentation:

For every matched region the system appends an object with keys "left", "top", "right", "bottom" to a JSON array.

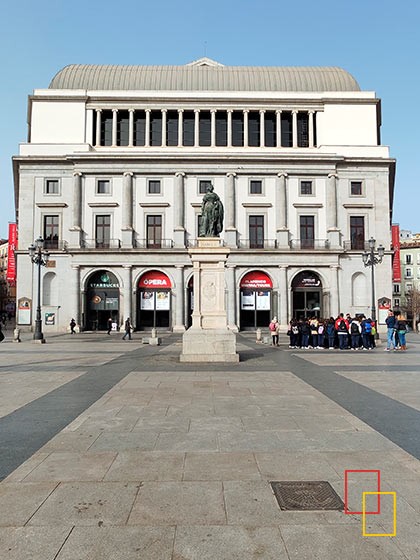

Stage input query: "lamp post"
[
  {"left": 362, "top": 237, "right": 385, "bottom": 339},
  {"left": 28, "top": 237, "right": 49, "bottom": 342}
]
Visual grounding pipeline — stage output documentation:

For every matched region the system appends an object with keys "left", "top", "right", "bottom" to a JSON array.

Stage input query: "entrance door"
[
  {"left": 86, "top": 270, "right": 120, "bottom": 330},
  {"left": 137, "top": 270, "right": 172, "bottom": 330},
  {"left": 292, "top": 271, "right": 322, "bottom": 319},
  {"left": 239, "top": 271, "right": 273, "bottom": 329}
]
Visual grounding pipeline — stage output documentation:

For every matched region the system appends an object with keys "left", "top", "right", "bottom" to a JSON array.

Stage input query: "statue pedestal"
[{"left": 180, "top": 238, "right": 239, "bottom": 363}]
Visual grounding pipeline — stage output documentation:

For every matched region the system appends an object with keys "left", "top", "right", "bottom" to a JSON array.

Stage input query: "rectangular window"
[
  {"left": 300, "top": 215, "right": 315, "bottom": 249},
  {"left": 43, "top": 215, "right": 59, "bottom": 249},
  {"left": 148, "top": 180, "right": 161, "bottom": 194},
  {"left": 146, "top": 215, "right": 162, "bottom": 248},
  {"left": 199, "top": 111, "right": 211, "bottom": 146},
  {"left": 406, "top": 283, "right": 413, "bottom": 292},
  {"left": 97, "top": 179, "right": 110, "bottom": 194},
  {"left": 166, "top": 111, "right": 178, "bottom": 146},
  {"left": 405, "top": 268, "right": 412, "bottom": 278},
  {"left": 117, "top": 110, "right": 129, "bottom": 146},
  {"left": 300, "top": 181, "right": 313, "bottom": 195},
  {"left": 197, "top": 214, "right": 202, "bottom": 237},
  {"left": 281, "top": 111, "right": 293, "bottom": 147},
  {"left": 215, "top": 111, "right": 227, "bottom": 146},
  {"left": 249, "top": 215, "right": 264, "bottom": 248},
  {"left": 405, "top": 254, "right": 412, "bottom": 265},
  {"left": 351, "top": 181, "right": 363, "bottom": 196},
  {"left": 297, "top": 112, "right": 309, "bottom": 147},
  {"left": 350, "top": 216, "right": 365, "bottom": 250},
  {"left": 394, "top": 298, "right": 400, "bottom": 307},
  {"left": 264, "top": 111, "right": 276, "bottom": 147},
  {"left": 95, "top": 215, "right": 111, "bottom": 248},
  {"left": 250, "top": 180, "right": 262, "bottom": 194},
  {"left": 199, "top": 180, "right": 212, "bottom": 194},
  {"left": 150, "top": 111, "right": 162, "bottom": 146},
  {"left": 100, "top": 110, "right": 113, "bottom": 146},
  {"left": 232, "top": 111, "right": 244, "bottom": 146},
  {"left": 134, "top": 111, "right": 146, "bottom": 146},
  {"left": 45, "top": 179, "right": 59, "bottom": 194},
  {"left": 183, "top": 111, "right": 195, "bottom": 146},
  {"left": 393, "top": 284, "right": 401, "bottom": 294},
  {"left": 248, "top": 111, "right": 260, "bottom": 147}
]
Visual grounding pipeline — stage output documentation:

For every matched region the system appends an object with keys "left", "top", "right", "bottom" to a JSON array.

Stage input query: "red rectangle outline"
[{"left": 344, "top": 470, "right": 380, "bottom": 514}]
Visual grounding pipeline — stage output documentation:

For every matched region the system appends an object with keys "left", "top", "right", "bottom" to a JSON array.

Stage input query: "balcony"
[
  {"left": 343, "top": 240, "right": 371, "bottom": 251},
  {"left": 135, "top": 239, "right": 174, "bottom": 249},
  {"left": 43, "top": 240, "right": 68, "bottom": 251},
  {"left": 237, "top": 239, "right": 277, "bottom": 249},
  {"left": 82, "top": 239, "right": 121, "bottom": 249},
  {"left": 289, "top": 239, "right": 330, "bottom": 250}
]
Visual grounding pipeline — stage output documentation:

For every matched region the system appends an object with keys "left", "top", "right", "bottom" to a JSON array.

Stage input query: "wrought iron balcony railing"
[
  {"left": 237, "top": 239, "right": 277, "bottom": 249},
  {"left": 134, "top": 239, "right": 174, "bottom": 249},
  {"left": 81, "top": 239, "right": 121, "bottom": 249},
  {"left": 43, "top": 240, "right": 68, "bottom": 251},
  {"left": 289, "top": 239, "right": 330, "bottom": 250},
  {"left": 343, "top": 240, "right": 371, "bottom": 251}
]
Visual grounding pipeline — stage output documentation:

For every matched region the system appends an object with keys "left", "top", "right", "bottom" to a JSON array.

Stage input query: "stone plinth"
[{"left": 180, "top": 238, "right": 239, "bottom": 363}]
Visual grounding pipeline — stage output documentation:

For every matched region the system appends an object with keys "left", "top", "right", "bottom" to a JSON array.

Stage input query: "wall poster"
[
  {"left": 140, "top": 291, "right": 154, "bottom": 310},
  {"left": 256, "top": 291, "right": 270, "bottom": 310},
  {"left": 241, "top": 289, "right": 255, "bottom": 310}
]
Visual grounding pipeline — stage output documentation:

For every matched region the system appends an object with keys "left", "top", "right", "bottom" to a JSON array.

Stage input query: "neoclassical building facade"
[{"left": 13, "top": 58, "right": 395, "bottom": 332}]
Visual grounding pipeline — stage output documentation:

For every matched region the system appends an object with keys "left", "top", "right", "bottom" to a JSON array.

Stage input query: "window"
[
  {"left": 199, "top": 180, "right": 212, "bottom": 194},
  {"left": 405, "top": 268, "right": 412, "bottom": 278},
  {"left": 249, "top": 215, "right": 264, "bottom": 248},
  {"left": 100, "top": 110, "right": 113, "bottom": 146},
  {"left": 146, "top": 215, "right": 162, "bottom": 248},
  {"left": 297, "top": 112, "right": 309, "bottom": 147},
  {"left": 300, "top": 215, "right": 315, "bottom": 249},
  {"left": 250, "top": 180, "right": 262, "bottom": 194},
  {"left": 232, "top": 111, "right": 244, "bottom": 146},
  {"left": 280, "top": 112, "right": 293, "bottom": 147},
  {"left": 183, "top": 111, "right": 195, "bottom": 146},
  {"left": 45, "top": 179, "right": 59, "bottom": 194},
  {"left": 43, "top": 215, "right": 59, "bottom": 249},
  {"left": 150, "top": 111, "right": 162, "bottom": 146},
  {"left": 393, "top": 284, "right": 401, "bottom": 294},
  {"left": 199, "top": 111, "right": 211, "bottom": 146},
  {"left": 350, "top": 216, "right": 365, "bottom": 250},
  {"left": 351, "top": 181, "right": 363, "bottom": 196},
  {"left": 215, "top": 112, "right": 227, "bottom": 146},
  {"left": 248, "top": 111, "right": 260, "bottom": 147},
  {"left": 117, "top": 110, "right": 129, "bottom": 146},
  {"left": 95, "top": 215, "right": 111, "bottom": 248},
  {"left": 148, "top": 180, "right": 161, "bottom": 194},
  {"left": 394, "top": 298, "right": 400, "bottom": 307},
  {"left": 300, "top": 181, "right": 313, "bottom": 195},
  {"left": 406, "top": 283, "right": 413, "bottom": 292},
  {"left": 97, "top": 180, "right": 110, "bottom": 194},
  {"left": 264, "top": 111, "right": 276, "bottom": 147},
  {"left": 405, "top": 254, "right": 412, "bottom": 265},
  {"left": 134, "top": 111, "right": 146, "bottom": 146},
  {"left": 166, "top": 111, "right": 178, "bottom": 146}
]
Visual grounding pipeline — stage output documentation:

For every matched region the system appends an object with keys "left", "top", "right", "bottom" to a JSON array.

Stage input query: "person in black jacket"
[
  {"left": 300, "top": 319, "right": 311, "bottom": 349},
  {"left": 385, "top": 310, "right": 396, "bottom": 351},
  {"left": 395, "top": 314, "right": 407, "bottom": 351}
]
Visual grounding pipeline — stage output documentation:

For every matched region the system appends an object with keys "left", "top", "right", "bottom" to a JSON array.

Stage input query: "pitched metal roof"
[{"left": 49, "top": 63, "right": 360, "bottom": 92}]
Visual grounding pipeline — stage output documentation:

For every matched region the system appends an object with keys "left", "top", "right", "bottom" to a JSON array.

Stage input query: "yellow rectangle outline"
[{"left": 363, "top": 492, "right": 396, "bottom": 536}]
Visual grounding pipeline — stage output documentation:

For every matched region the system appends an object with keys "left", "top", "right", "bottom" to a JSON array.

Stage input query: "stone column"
[
  {"left": 276, "top": 172, "right": 289, "bottom": 248},
  {"left": 224, "top": 172, "right": 237, "bottom": 247},
  {"left": 260, "top": 110, "right": 265, "bottom": 148},
  {"left": 95, "top": 109, "right": 102, "bottom": 147},
  {"left": 292, "top": 110, "right": 298, "bottom": 148},
  {"left": 279, "top": 265, "right": 288, "bottom": 327},
  {"left": 173, "top": 172, "right": 186, "bottom": 248},
  {"left": 122, "top": 265, "right": 132, "bottom": 323},
  {"left": 69, "top": 171, "right": 82, "bottom": 248},
  {"left": 243, "top": 110, "right": 249, "bottom": 147},
  {"left": 227, "top": 110, "right": 233, "bottom": 147},
  {"left": 276, "top": 110, "right": 282, "bottom": 148},
  {"left": 161, "top": 109, "right": 167, "bottom": 147},
  {"left": 173, "top": 266, "right": 185, "bottom": 332},
  {"left": 128, "top": 109, "right": 134, "bottom": 147},
  {"left": 145, "top": 109, "right": 151, "bottom": 147},
  {"left": 211, "top": 109, "right": 216, "bottom": 147},
  {"left": 112, "top": 109, "right": 118, "bottom": 146},
  {"left": 327, "top": 173, "right": 340, "bottom": 248},
  {"left": 329, "top": 265, "right": 340, "bottom": 317},
  {"left": 178, "top": 109, "right": 184, "bottom": 147},
  {"left": 308, "top": 110, "right": 315, "bottom": 148},
  {"left": 226, "top": 265, "right": 238, "bottom": 331},
  {"left": 121, "top": 172, "right": 134, "bottom": 248},
  {"left": 194, "top": 109, "right": 200, "bottom": 147},
  {"left": 71, "top": 265, "right": 80, "bottom": 328}
]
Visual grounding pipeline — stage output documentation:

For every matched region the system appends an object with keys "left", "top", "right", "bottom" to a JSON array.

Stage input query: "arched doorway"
[
  {"left": 86, "top": 270, "right": 120, "bottom": 330},
  {"left": 292, "top": 271, "right": 322, "bottom": 319},
  {"left": 240, "top": 271, "right": 272, "bottom": 329},
  {"left": 137, "top": 270, "right": 171, "bottom": 330}
]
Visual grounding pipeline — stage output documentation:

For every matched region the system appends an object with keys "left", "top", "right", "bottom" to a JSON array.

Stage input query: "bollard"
[
  {"left": 151, "top": 327, "right": 157, "bottom": 339},
  {"left": 256, "top": 328, "right": 262, "bottom": 343},
  {"left": 13, "top": 328, "right": 21, "bottom": 343}
]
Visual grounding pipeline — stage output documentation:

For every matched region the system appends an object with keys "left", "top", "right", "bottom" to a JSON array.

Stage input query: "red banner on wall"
[
  {"left": 392, "top": 224, "right": 401, "bottom": 282},
  {"left": 6, "top": 223, "right": 17, "bottom": 283}
]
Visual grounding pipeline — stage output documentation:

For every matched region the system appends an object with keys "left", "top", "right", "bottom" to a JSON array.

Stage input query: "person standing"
[
  {"left": 122, "top": 317, "right": 133, "bottom": 341},
  {"left": 350, "top": 317, "right": 361, "bottom": 350},
  {"left": 107, "top": 317, "right": 113, "bottom": 335},
  {"left": 326, "top": 318, "right": 336, "bottom": 349},
  {"left": 396, "top": 314, "right": 407, "bottom": 350},
  {"left": 69, "top": 318, "right": 76, "bottom": 335},
  {"left": 335, "top": 314, "right": 349, "bottom": 350},
  {"left": 300, "top": 319, "right": 310, "bottom": 349},
  {"left": 385, "top": 310, "right": 396, "bottom": 351},
  {"left": 290, "top": 319, "right": 300, "bottom": 348},
  {"left": 310, "top": 317, "right": 319, "bottom": 349},
  {"left": 361, "top": 315, "right": 372, "bottom": 350},
  {"left": 318, "top": 320, "right": 326, "bottom": 349},
  {"left": 269, "top": 317, "right": 279, "bottom": 347}
]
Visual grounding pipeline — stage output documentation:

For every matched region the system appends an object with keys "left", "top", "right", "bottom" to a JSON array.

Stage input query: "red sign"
[
  {"left": 6, "top": 223, "right": 17, "bottom": 282},
  {"left": 292, "top": 271, "right": 322, "bottom": 288},
  {"left": 392, "top": 224, "right": 401, "bottom": 282},
  {"left": 240, "top": 271, "right": 272, "bottom": 289},
  {"left": 139, "top": 270, "right": 172, "bottom": 288}
]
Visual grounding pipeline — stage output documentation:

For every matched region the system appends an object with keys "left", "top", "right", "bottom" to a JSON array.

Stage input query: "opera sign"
[{"left": 139, "top": 271, "right": 172, "bottom": 289}]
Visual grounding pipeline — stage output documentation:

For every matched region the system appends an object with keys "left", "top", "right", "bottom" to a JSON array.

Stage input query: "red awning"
[
  {"left": 139, "top": 270, "right": 172, "bottom": 288},
  {"left": 240, "top": 271, "right": 272, "bottom": 289}
]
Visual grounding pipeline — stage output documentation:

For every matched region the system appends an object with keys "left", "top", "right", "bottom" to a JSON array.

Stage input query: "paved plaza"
[{"left": 0, "top": 330, "right": 420, "bottom": 559}]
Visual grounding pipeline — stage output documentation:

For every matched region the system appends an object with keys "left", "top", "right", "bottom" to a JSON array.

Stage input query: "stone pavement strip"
[{"left": 0, "top": 332, "right": 419, "bottom": 558}]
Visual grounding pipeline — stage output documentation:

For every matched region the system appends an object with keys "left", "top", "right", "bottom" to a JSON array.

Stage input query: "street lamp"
[
  {"left": 362, "top": 237, "right": 385, "bottom": 338},
  {"left": 28, "top": 237, "right": 49, "bottom": 342}
]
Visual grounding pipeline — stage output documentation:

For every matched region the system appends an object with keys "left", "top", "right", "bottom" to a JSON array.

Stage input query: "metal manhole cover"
[{"left": 270, "top": 481, "right": 344, "bottom": 511}]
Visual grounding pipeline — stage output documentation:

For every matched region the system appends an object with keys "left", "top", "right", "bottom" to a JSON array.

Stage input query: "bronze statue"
[{"left": 199, "top": 184, "right": 224, "bottom": 237}]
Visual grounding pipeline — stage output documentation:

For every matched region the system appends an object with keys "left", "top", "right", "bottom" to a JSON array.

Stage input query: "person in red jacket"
[{"left": 335, "top": 313, "right": 349, "bottom": 350}]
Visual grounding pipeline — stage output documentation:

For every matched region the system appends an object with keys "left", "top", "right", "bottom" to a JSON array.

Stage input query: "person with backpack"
[
  {"left": 269, "top": 317, "right": 279, "bottom": 347},
  {"left": 326, "top": 317, "right": 336, "bottom": 349},
  {"left": 300, "top": 318, "right": 310, "bottom": 349},
  {"left": 361, "top": 315, "right": 372, "bottom": 350},
  {"left": 335, "top": 313, "right": 349, "bottom": 350},
  {"left": 350, "top": 317, "right": 362, "bottom": 350},
  {"left": 370, "top": 319, "right": 376, "bottom": 348},
  {"left": 310, "top": 317, "right": 319, "bottom": 349},
  {"left": 395, "top": 313, "right": 407, "bottom": 351},
  {"left": 290, "top": 319, "right": 300, "bottom": 348},
  {"left": 318, "top": 320, "right": 326, "bottom": 349}
]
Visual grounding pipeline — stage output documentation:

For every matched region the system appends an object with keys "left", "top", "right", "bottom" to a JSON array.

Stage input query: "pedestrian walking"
[
  {"left": 107, "top": 317, "right": 113, "bottom": 335},
  {"left": 69, "top": 318, "right": 76, "bottom": 334},
  {"left": 385, "top": 310, "right": 396, "bottom": 351},
  {"left": 396, "top": 314, "right": 408, "bottom": 351},
  {"left": 335, "top": 314, "right": 349, "bottom": 350},
  {"left": 350, "top": 317, "right": 362, "bottom": 349},
  {"left": 122, "top": 317, "right": 133, "bottom": 340},
  {"left": 269, "top": 317, "right": 279, "bottom": 347}
]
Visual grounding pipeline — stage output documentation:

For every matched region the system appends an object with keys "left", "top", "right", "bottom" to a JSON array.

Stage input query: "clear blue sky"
[{"left": 1, "top": 0, "right": 419, "bottom": 239}]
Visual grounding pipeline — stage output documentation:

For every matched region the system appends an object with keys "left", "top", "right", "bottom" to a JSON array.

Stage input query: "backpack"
[
  {"left": 292, "top": 325, "right": 299, "bottom": 335},
  {"left": 351, "top": 322, "right": 359, "bottom": 335},
  {"left": 371, "top": 325, "right": 376, "bottom": 336},
  {"left": 318, "top": 325, "right": 324, "bottom": 335},
  {"left": 338, "top": 319, "right": 347, "bottom": 332},
  {"left": 269, "top": 322, "right": 276, "bottom": 331},
  {"left": 364, "top": 322, "right": 372, "bottom": 333},
  {"left": 326, "top": 324, "right": 335, "bottom": 336}
]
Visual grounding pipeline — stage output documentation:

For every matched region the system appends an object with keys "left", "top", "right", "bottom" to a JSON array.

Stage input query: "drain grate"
[{"left": 271, "top": 481, "right": 344, "bottom": 511}]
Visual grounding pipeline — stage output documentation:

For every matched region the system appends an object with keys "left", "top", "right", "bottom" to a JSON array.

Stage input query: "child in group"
[{"left": 350, "top": 317, "right": 362, "bottom": 350}]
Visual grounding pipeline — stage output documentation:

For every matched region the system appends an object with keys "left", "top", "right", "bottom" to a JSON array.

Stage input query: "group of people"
[{"left": 269, "top": 310, "right": 408, "bottom": 350}]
